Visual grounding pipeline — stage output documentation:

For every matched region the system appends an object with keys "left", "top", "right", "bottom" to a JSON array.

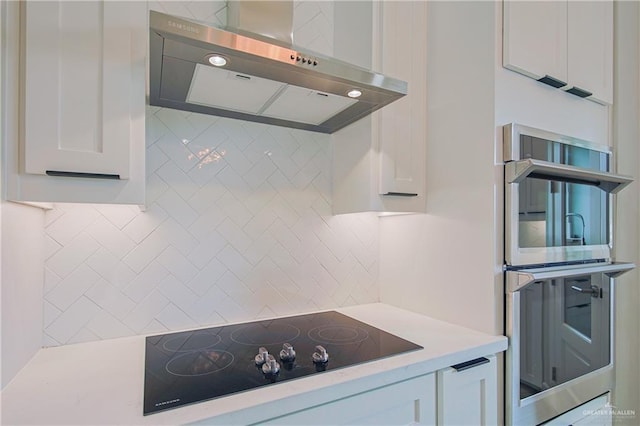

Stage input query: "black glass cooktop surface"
[{"left": 143, "top": 310, "right": 422, "bottom": 415}]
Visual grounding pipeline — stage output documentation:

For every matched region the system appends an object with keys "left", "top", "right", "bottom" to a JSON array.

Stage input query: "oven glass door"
[
  {"left": 517, "top": 136, "right": 609, "bottom": 251},
  {"left": 502, "top": 123, "right": 632, "bottom": 266},
  {"left": 519, "top": 273, "right": 610, "bottom": 400}
]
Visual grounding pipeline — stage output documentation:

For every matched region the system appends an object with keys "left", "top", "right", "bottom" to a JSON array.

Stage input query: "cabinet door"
[
  {"left": 23, "top": 1, "right": 144, "bottom": 179},
  {"left": 437, "top": 355, "right": 497, "bottom": 426},
  {"left": 503, "top": 1, "right": 568, "bottom": 86},
  {"left": 260, "top": 373, "right": 436, "bottom": 425},
  {"left": 566, "top": 0, "right": 613, "bottom": 104},
  {"left": 332, "top": 1, "right": 425, "bottom": 213},
  {"left": 378, "top": 1, "right": 427, "bottom": 198}
]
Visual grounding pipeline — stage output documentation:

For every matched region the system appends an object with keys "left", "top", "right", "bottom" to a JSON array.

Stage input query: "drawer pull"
[
  {"left": 451, "top": 357, "right": 490, "bottom": 372},
  {"left": 382, "top": 192, "right": 418, "bottom": 197},
  {"left": 537, "top": 75, "right": 567, "bottom": 88},
  {"left": 46, "top": 170, "right": 121, "bottom": 180}
]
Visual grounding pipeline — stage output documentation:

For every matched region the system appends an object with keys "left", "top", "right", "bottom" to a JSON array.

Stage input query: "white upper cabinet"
[
  {"left": 3, "top": 1, "right": 146, "bottom": 204},
  {"left": 333, "top": 1, "right": 426, "bottom": 214},
  {"left": 377, "top": 1, "right": 427, "bottom": 200},
  {"left": 567, "top": 1, "right": 613, "bottom": 105},
  {"left": 503, "top": 1, "right": 568, "bottom": 86},
  {"left": 503, "top": 0, "right": 613, "bottom": 105}
]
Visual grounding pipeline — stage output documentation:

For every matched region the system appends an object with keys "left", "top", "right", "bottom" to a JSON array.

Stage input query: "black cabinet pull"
[
  {"left": 451, "top": 357, "right": 490, "bottom": 372},
  {"left": 382, "top": 192, "right": 418, "bottom": 197},
  {"left": 565, "top": 86, "right": 592, "bottom": 98},
  {"left": 46, "top": 170, "right": 121, "bottom": 180},
  {"left": 537, "top": 75, "right": 567, "bottom": 88}
]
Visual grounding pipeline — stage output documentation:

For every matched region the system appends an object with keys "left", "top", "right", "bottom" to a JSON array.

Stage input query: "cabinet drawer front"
[{"left": 260, "top": 374, "right": 436, "bottom": 425}]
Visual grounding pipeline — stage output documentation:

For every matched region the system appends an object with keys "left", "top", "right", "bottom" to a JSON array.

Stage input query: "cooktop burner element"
[
  {"left": 143, "top": 311, "right": 423, "bottom": 415},
  {"left": 230, "top": 322, "right": 301, "bottom": 346},
  {"left": 162, "top": 332, "right": 222, "bottom": 352},
  {"left": 308, "top": 325, "right": 369, "bottom": 345},
  {"left": 165, "top": 350, "right": 234, "bottom": 377}
]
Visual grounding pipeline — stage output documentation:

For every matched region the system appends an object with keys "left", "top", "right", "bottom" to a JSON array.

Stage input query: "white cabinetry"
[
  {"left": 566, "top": 1, "right": 613, "bottom": 105},
  {"left": 503, "top": 1, "right": 568, "bottom": 86},
  {"left": 2, "top": 1, "right": 145, "bottom": 204},
  {"left": 437, "top": 356, "right": 498, "bottom": 426},
  {"left": 261, "top": 374, "right": 436, "bottom": 425},
  {"left": 377, "top": 1, "right": 427, "bottom": 203},
  {"left": 503, "top": 0, "right": 613, "bottom": 104},
  {"left": 333, "top": 1, "right": 426, "bottom": 214},
  {"left": 207, "top": 355, "right": 499, "bottom": 426}
]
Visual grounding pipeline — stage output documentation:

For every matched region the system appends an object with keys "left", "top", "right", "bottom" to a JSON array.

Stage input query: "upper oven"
[{"left": 504, "top": 123, "right": 633, "bottom": 267}]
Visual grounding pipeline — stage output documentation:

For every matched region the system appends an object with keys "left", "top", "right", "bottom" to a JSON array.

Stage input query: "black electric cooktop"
[{"left": 143, "top": 310, "right": 423, "bottom": 415}]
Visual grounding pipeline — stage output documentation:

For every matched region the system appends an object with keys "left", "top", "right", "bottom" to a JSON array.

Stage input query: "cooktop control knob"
[
  {"left": 255, "top": 347, "right": 269, "bottom": 365},
  {"left": 279, "top": 343, "right": 296, "bottom": 362},
  {"left": 261, "top": 355, "right": 280, "bottom": 375},
  {"left": 312, "top": 345, "right": 329, "bottom": 364}
]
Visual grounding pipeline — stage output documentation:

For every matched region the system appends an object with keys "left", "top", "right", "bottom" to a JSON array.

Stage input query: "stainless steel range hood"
[{"left": 149, "top": 3, "right": 407, "bottom": 134}]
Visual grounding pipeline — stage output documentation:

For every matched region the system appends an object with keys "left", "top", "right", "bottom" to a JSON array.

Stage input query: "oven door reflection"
[{"left": 519, "top": 273, "right": 610, "bottom": 399}]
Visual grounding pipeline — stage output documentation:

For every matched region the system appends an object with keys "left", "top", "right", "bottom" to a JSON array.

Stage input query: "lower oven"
[{"left": 505, "top": 262, "right": 634, "bottom": 425}]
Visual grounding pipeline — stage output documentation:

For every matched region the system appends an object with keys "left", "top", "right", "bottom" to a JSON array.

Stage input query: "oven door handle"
[
  {"left": 505, "top": 262, "right": 636, "bottom": 293},
  {"left": 570, "top": 284, "right": 601, "bottom": 298},
  {"left": 505, "top": 158, "right": 633, "bottom": 194}
]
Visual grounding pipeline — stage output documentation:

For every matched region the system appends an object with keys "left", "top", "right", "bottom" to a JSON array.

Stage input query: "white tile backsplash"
[
  {"left": 41, "top": 0, "right": 379, "bottom": 346},
  {"left": 45, "top": 297, "right": 101, "bottom": 344},
  {"left": 46, "top": 233, "right": 101, "bottom": 279},
  {"left": 46, "top": 264, "right": 101, "bottom": 311}
]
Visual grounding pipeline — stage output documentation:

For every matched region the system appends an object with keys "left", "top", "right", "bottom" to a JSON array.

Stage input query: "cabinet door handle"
[
  {"left": 382, "top": 192, "right": 418, "bottom": 197},
  {"left": 451, "top": 357, "right": 490, "bottom": 372},
  {"left": 537, "top": 75, "right": 567, "bottom": 88},
  {"left": 46, "top": 170, "right": 121, "bottom": 180},
  {"left": 565, "top": 86, "right": 593, "bottom": 98}
]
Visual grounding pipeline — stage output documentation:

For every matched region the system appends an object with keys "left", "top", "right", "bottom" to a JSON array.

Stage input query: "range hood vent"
[{"left": 149, "top": 4, "right": 407, "bottom": 134}]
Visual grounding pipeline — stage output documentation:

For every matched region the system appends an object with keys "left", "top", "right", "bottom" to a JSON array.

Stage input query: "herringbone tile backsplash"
[{"left": 42, "top": 1, "right": 379, "bottom": 347}]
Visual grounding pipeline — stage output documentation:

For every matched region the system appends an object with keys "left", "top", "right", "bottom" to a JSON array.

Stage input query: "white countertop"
[{"left": 1, "top": 303, "right": 507, "bottom": 425}]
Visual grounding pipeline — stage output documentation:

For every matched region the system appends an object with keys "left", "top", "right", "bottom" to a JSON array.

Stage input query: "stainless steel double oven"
[{"left": 503, "top": 124, "right": 635, "bottom": 425}]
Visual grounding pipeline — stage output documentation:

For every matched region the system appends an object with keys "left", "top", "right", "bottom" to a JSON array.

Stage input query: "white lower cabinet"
[
  {"left": 228, "top": 354, "right": 499, "bottom": 426},
  {"left": 437, "top": 355, "right": 498, "bottom": 426},
  {"left": 259, "top": 374, "right": 436, "bottom": 425}
]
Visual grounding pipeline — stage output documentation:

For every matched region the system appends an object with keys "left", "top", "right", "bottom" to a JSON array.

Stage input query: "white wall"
[
  {"left": 611, "top": 1, "right": 640, "bottom": 422},
  {"left": 40, "top": 1, "right": 380, "bottom": 347},
  {"left": 0, "top": 202, "right": 45, "bottom": 388},
  {"left": 0, "top": 0, "right": 46, "bottom": 390},
  {"left": 380, "top": 1, "right": 500, "bottom": 335}
]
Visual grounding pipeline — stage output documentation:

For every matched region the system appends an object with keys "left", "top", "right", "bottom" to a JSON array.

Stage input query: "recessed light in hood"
[
  {"left": 207, "top": 54, "right": 228, "bottom": 67},
  {"left": 148, "top": 5, "right": 407, "bottom": 134}
]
